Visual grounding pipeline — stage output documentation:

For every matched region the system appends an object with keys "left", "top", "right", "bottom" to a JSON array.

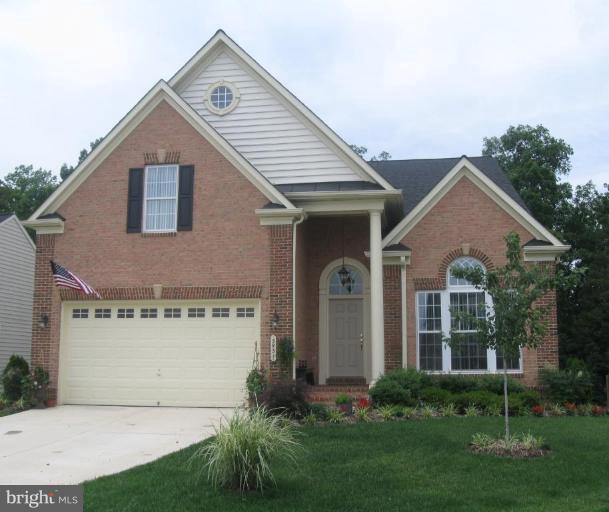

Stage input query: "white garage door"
[{"left": 59, "top": 300, "right": 259, "bottom": 407}]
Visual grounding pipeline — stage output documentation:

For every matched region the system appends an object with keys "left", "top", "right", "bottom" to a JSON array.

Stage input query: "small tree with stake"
[{"left": 447, "top": 232, "right": 561, "bottom": 440}]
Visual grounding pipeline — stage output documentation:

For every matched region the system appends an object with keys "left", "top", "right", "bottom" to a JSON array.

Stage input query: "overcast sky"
[{"left": 1, "top": 0, "right": 607, "bottom": 187}]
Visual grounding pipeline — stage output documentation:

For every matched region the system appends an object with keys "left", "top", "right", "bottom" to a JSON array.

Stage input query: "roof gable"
[
  {"left": 170, "top": 30, "right": 394, "bottom": 189},
  {"left": 370, "top": 156, "right": 528, "bottom": 216},
  {"left": 29, "top": 81, "right": 293, "bottom": 221},
  {"left": 382, "top": 157, "right": 567, "bottom": 248}
]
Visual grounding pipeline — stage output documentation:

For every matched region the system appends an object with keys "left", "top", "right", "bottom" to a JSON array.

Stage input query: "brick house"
[{"left": 24, "top": 31, "right": 568, "bottom": 407}]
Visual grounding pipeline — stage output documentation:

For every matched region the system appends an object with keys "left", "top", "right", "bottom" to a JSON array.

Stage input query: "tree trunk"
[{"left": 503, "top": 366, "right": 510, "bottom": 441}]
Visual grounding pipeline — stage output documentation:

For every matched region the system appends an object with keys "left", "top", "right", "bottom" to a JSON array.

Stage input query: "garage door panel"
[{"left": 60, "top": 301, "right": 259, "bottom": 407}]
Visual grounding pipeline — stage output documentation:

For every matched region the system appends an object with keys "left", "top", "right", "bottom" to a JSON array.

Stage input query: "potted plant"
[
  {"left": 32, "top": 367, "right": 50, "bottom": 409},
  {"left": 335, "top": 393, "right": 353, "bottom": 415}
]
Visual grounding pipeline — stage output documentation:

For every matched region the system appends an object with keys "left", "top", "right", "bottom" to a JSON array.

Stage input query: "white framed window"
[
  {"left": 164, "top": 308, "right": 181, "bottom": 318},
  {"left": 143, "top": 165, "right": 178, "bottom": 232},
  {"left": 236, "top": 307, "right": 255, "bottom": 318},
  {"left": 212, "top": 307, "right": 230, "bottom": 318},
  {"left": 94, "top": 308, "right": 111, "bottom": 319},
  {"left": 415, "top": 258, "right": 521, "bottom": 374},
  {"left": 206, "top": 81, "right": 240, "bottom": 115},
  {"left": 117, "top": 308, "right": 135, "bottom": 319},
  {"left": 72, "top": 308, "right": 89, "bottom": 319},
  {"left": 188, "top": 307, "right": 206, "bottom": 318},
  {"left": 140, "top": 308, "right": 158, "bottom": 319}
]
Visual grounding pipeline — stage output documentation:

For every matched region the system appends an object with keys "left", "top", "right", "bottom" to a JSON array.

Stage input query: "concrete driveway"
[{"left": 0, "top": 405, "right": 230, "bottom": 485}]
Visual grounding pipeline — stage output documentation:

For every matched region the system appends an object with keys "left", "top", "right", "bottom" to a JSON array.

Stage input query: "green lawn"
[{"left": 84, "top": 417, "right": 609, "bottom": 512}]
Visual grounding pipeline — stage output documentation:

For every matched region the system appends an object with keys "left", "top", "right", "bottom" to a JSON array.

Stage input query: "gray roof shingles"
[
  {"left": 0, "top": 212, "right": 13, "bottom": 224},
  {"left": 368, "top": 156, "right": 528, "bottom": 215}
]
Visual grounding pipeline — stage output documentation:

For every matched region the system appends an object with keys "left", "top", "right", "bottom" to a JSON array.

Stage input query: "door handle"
[{"left": 360, "top": 333, "right": 364, "bottom": 351}]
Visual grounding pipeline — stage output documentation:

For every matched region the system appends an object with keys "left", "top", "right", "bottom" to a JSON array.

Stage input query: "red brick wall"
[
  {"left": 267, "top": 225, "right": 293, "bottom": 380},
  {"left": 31, "top": 100, "right": 278, "bottom": 399},
  {"left": 401, "top": 176, "right": 558, "bottom": 384},
  {"left": 383, "top": 265, "right": 402, "bottom": 371}
]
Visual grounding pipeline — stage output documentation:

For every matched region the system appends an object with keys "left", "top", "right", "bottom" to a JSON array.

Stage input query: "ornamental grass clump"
[
  {"left": 470, "top": 431, "right": 547, "bottom": 458},
  {"left": 193, "top": 407, "right": 301, "bottom": 493}
]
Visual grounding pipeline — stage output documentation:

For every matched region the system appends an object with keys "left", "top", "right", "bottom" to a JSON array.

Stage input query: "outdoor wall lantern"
[
  {"left": 271, "top": 311, "right": 280, "bottom": 330},
  {"left": 39, "top": 314, "right": 49, "bottom": 329}
]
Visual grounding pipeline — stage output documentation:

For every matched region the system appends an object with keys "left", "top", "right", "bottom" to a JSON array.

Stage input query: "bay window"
[{"left": 416, "top": 257, "right": 521, "bottom": 373}]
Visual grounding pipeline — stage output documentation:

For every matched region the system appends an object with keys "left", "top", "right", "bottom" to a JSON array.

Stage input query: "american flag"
[{"left": 50, "top": 261, "right": 101, "bottom": 298}]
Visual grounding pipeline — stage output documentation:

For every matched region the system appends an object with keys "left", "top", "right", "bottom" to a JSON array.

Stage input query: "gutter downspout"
[
  {"left": 400, "top": 256, "right": 408, "bottom": 369},
  {"left": 292, "top": 213, "right": 306, "bottom": 380}
]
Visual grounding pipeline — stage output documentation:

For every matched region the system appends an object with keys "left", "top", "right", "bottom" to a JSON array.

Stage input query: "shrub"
[
  {"left": 453, "top": 391, "right": 501, "bottom": 414},
  {"left": 307, "top": 403, "right": 330, "bottom": 421},
  {"left": 420, "top": 387, "right": 454, "bottom": 407},
  {"left": 441, "top": 403, "right": 458, "bottom": 417},
  {"left": 531, "top": 404, "right": 545, "bottom": 416},
  {"left": 402, "top": 406, "right": 417, "bottom": 419},
  {"left": 564, "top": 402, "right": 578, "bottom": 415},
  {"left": 356, "top": 397, "right": 370, "bottom": 409},
  {"left": 327, "top": 408, "right": 344, "bottom": 424},
  {"left": 547, "top": 403, "right": 566, "bottom": 417},
  {"left": 355, "top": 406, "right": 370, "bottom": 422},
  {"left": 335, "top": 393, "right": 352, "bottom": 405},
  {"left": 303, "top": 413, "right": 317, "bottom": 426},
  {"left": 471, "top": 432, "right": 546, "bottom": 457},
  {"left": 513, "top": 390, "right": 542, "bottom": 409},
  {"left": 539, "top": 367, "right": 593, "bottom": 404},
  {"left": 369, "top": 378, "right": 413, "bottom": 406},
  {"left": 421, "top": 405, "right": 436, "bottom": 418},
  {"left": 192, "top": 407, "right": 300, "bottom": 493},
  {"left": 464, "top": 405, "right": 480, "bottom": 417},
  {"left": 245, "top": 368, "right": 266, "bottom": 401},
  {"left": 377, "top": 405, "right": 396, "bottom": 421},
  {"left": 475, "top": 374, "right": 525, "bottom": 394},
  {"left": 591, "top": 405, "right": 607, "bottom": 416},
  {"left": 2, "top": 355, "right": 30, "bottom": 401},
  {"left": 430, "top": 375, "right": 479, "bottom": 394},
  {"left": 369, "top": 369, "right": 429, "bottom": 406},
  {"left": 577, "top": 403, "right": 593, "bottom": 416},
  {"left": 261, "top": 379, "right": 308, "bottom": 418}
]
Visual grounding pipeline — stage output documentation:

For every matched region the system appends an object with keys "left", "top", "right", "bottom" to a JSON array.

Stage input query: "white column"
[{"left": 369, "top": 210, "right": 385, "bottom": 383}]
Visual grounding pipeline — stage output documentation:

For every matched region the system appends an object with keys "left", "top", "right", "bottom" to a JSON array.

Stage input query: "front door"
[{"left": 329, "top": 298, "right": 364, "bottom": 377}]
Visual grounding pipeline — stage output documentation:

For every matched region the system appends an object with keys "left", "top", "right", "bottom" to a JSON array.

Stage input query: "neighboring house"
[
  {"left": 24, "top": 31, "right": 569, "bottom": 407},
  {"left": 0, "top": 213, "right": 35, "bottom": 374}
]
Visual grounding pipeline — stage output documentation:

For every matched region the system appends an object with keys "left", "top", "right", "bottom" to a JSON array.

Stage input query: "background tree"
[
  {"left": 484, "top": 124, "right": 609, "bottom": 400},
  {"left": 557, "top": 183, "right": 609, "bottom": 398},
  {"left": 482, "top": 125, "right": 573, "bottom": 231},
  {"left": 60, "top": 137, "right": 103, "bottom": 180},
  {"left": 0, "top": 165, "right": 58, "bottom": 219},
  {"left": 448, "top": 232, "right": 560, "bottom": 440},
  {"left": 349, "top": 144, "right": 391, "bottom": 162}
]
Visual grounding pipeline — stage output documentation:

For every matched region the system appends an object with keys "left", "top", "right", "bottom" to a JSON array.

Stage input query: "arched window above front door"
[{"left": 329, "top": 266, "right": 363, "bottom": 295}]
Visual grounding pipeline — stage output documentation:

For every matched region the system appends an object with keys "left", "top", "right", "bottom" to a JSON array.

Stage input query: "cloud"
[{"left": 0, "top": 0, "right": 607, "bottom": 188}]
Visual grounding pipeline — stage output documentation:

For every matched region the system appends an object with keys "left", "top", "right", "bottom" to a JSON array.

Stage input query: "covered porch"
[{"left": 286, "top": 187, "right": 406, "bottom": 388}]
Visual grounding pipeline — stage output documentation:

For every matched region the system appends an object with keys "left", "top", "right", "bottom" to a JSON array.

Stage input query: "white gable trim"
[
  {"left": 29, "top": 81, "right": 293, "bottom": 221},
  {"left": 382, "top": 157, "right": 566, "bottom": 248},
  {"left": 169, "top": 30, "right": 395, "bottom": 191}
]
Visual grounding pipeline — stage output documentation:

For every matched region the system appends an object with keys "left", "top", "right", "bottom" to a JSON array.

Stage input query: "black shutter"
[
  {"left": 126, "top": 168, "right": 144, "bottom": 233},
  {"left": 177, "top": 165, "right": 194, "bottom": 231}
]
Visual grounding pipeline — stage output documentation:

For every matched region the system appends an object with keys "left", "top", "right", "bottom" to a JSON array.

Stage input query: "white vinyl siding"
[
  {"left": 0, "top": 217, "right": 35, "bottom": 372},
  {"left": 179, "top": 51, "right": 362, "bottom": 185}
]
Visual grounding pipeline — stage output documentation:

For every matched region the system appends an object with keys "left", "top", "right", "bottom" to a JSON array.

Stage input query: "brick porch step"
[
  {"left": 305, "top": 384, "right": 370, "bottom": 404},
  {"left": 326, "top": 376, "right": 367, "bottom": 386}
]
